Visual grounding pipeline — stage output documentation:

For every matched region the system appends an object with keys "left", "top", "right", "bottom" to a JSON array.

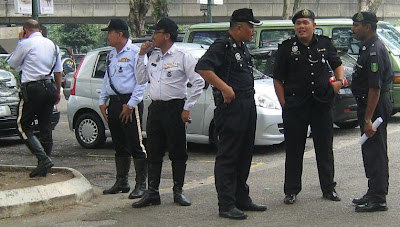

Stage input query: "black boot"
[
  {"left": 26, "top": 136, "right": 53, "bottom": 178},
  {"left": 132, "top": 161, "right": 162, "bottom": 208},
  {"left": 172, "top": 161, "right": 191, "bottom": 206},
  {"left": 129, "top": 159, "right": 148, "bottom": 199},
  {"left": 39, "top": 141, "right": 53, "bottom": 176},
  {"left": 103, "top": 156, "right": 131, "bottom": 194}
]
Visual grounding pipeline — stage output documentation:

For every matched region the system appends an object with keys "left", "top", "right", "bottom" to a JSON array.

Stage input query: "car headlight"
[{"left": 254, "top": 93, "right": 281, "bottom": 109}]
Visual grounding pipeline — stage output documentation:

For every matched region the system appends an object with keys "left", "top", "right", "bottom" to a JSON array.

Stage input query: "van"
[{"left": 183, "top": 19, "right": 400, "bottom": 114}]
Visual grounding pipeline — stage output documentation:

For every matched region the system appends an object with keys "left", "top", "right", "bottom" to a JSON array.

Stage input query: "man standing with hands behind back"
[
  {"left": 9, "top": 19, "right": 62, "bottom": 178},
  {"left": 99, "top": 19, "right": 148, "bottom": 199},
  {"left": 196, "top": 8, "right": 267, "bottom": 220},
  {"left": 273, "top": 9, "right": 344, "bottom": 205},
  {"left": 351, "top": 11, "right": 393, "bottom": 212}
]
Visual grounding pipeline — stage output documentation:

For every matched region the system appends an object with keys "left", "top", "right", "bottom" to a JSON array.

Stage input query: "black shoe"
[
  {"left": 237, "top": 202, "right": 267, "bottom": 211},
  {"left": 352, "top": 196, "right": 369, "bottom": 205},
  {"left": 323, "top": 191, "right": 341, "bottom": 201},
  {"left": 219, "top": 207, "right": 248, "bottom": 220},
  {"left": 284, "top": 194, "right": 296, "bottom": 204},
  {"left": 132, "top": 191, "right": 161, "bottom": 208},
  {"left": 355, "top": 202, "right": 388, "bottom": 212},
  {"left": 173, "top": 193, "right": 191, "bottom": 206}
]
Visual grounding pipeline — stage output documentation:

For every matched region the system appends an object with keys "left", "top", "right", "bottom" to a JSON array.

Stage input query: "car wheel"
[
  {"left": 335, "top": 121, "right": 359, "bottom": 129},
  {"left": 74, "top": 113, "right": 106, "bottom": 148}
]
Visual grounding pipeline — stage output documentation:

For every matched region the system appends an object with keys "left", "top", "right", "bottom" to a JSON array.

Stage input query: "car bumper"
[
  {"left": 254, "top": 106, "right": 284, "bottom": 145},
  {"left": 333, "top": 89, "right": 358, "bottom": 123}
]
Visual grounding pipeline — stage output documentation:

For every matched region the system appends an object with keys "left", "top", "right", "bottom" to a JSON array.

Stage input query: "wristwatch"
[
  {"left": 337, "top": 78, "right": 345, "bottom": 86},
  {"left": 365, "top": 119, "right": 372, "bottom": 124}
]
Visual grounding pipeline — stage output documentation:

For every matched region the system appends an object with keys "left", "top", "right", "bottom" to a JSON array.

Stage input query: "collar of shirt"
[
  {"left": 28, "top": 32, "right": 43, "bottom": 39},
  {"left": 294, "top": 34, "right": 319, "bottom": 47},
  {"left": 361, "top": 35, "right": 378, "bottom": 50}
]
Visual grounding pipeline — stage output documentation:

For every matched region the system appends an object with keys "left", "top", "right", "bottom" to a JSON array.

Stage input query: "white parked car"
[
  {"left": 67, "top": 43, "right": 284, "bottom": 148},
  {"left": 0, "top": 69, "right": 17, "bottom": 88}
]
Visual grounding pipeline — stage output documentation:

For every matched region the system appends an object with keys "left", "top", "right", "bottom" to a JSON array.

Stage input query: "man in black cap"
[
  {"left": 273, "top": 9, "right": 344, "bottom": 205},
  {"left": 196, "top": 8, "right": 267, "bottom": 220},
  {"left": 351, "top": 11, "right": 393, "bottom": 212},
  {"left": 99, "top": 19, "right": 148, "bottom": 200},
  {"left": 132, "top": 18, "right": 205, "bottom": 208}
]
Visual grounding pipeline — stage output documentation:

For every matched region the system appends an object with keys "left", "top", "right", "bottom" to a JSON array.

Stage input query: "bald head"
[{"left": 23, "top": 19, "right": 40, "bottom": 32}]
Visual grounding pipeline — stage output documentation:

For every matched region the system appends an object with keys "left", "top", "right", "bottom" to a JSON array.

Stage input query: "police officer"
[
  {"left": 196, "top": 8, "right": 267, "bottom": 220},
  {"left": 132, "top": 18, "right": 204, "bottom": 208},
  {"left": 273, "top": 9, "right": 344, "bottom": 204},
  {"left": 9, "top": 19, "right": 62, "bottom": 177},
  {"left": 350, "top": 11, "right": 393, "bottom": 212},
  {"left": 99, "top": 19, "right": 148, "bottom": 199}
]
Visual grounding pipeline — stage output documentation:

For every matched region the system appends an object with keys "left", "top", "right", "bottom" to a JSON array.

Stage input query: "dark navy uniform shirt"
[
  {"left": 273, "top": 34, "right": 342, "bottom": 106},
  {"left": 351, "top": 36, "right": 393, "bottom": 96},
  {"left": 195, "top": 33, "right": 254, "bottom": 92}
]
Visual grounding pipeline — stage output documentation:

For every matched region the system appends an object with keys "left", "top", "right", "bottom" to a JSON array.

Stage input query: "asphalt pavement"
[{"left": 1, "top": 95, "right": 400, "bottom": 226}]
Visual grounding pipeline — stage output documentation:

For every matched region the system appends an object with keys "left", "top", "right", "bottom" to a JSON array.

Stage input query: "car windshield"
[
  {"left": 377, "top": 24, "right": 400, "bottom": 56},
  {"left": 188, "top": 30, "right": 256, "bottom": 49},
  {"left": 251, "top": 49, "right": 277, "bottom": 79},
  {"left": 260, "top": 29, "right": 294, "bottom": 48}
]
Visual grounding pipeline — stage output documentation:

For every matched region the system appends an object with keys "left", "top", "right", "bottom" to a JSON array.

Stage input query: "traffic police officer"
[
  {"left": 196, "top": 8, "right": 267, "bottom": 220},
  {"left": 99, "top": 19, "right": 148, "bottom": 199},
  {"left": 273, "top": 9, "right": 344, "bottom": 204},
  {"left": 132, "top": 18, "right": 204, "bottom": 208},
  {"left": 350, "top": 11, "right": 393, "bottom": 212},
  {"left": 9, "top": 19, "right": 62, "bottom": 178}
]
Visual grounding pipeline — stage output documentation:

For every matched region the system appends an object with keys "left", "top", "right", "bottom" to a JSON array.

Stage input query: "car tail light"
[
  {"left": 70, "top": 56, "right": 85, "bottom": 96},
  {"left": 393, "top": 71, "right": 400, "bottom": 84}
]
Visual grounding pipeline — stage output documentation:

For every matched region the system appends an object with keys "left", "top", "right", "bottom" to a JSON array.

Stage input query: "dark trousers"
[
  {"left": 214, "top": 97, "right": 256, "bottom": 212},
  {"left": 356, "top": 92, "right": 391, "bottom": 203},
  {"left": 17, "top": 80, "right": 57, "bottom": 144},
  {"left": 146, "top": 99, "right": 187, "bottom": 163},
  {"left": 108, "top": 95, "right": 146, "bottom": 159},
  {"left": 283, "top": 98, "right": 336, "bottom": 195}
]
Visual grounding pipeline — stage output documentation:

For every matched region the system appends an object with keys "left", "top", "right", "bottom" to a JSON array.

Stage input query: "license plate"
[{"left": 0, "top": 105, "right": 11, "bottom": 117}]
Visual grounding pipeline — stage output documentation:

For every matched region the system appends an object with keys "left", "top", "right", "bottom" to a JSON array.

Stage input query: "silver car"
[{"left": 67, "top": 43, "right": 284, "bottom": 148}]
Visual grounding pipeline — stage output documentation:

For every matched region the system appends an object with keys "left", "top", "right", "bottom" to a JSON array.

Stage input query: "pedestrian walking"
[{"left": 9, "top": 19, "right": 62, "bottom": 177}]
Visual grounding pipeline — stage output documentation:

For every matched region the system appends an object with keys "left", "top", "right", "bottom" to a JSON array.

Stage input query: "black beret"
[
  {"left": 352, "top": 11, "right": 378, "bottom": 24},
  {"left": 231, "top": 8, "right": 262, "bottom": 26},
  {"left": 292, "top": 9, "right": 315, "bottom": 24},
  {"left": 150, "top": 18, "right": 178, "bottom": 34},
  {"left": 101, "top": 19, "right": 129, "bottom": 31}
]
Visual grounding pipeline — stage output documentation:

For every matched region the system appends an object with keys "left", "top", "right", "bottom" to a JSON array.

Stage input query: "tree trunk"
[
  {"left": 282, "top": 0, "right": 291, "bottom": 19},
  {"left": 358, "top": 0, "right": 382, "bottom": 13},
  {"left": 151, "top": 0, "right": 169, "bottom": 22},
  {"left": 127, "top": 0, "right": 151, "bottom": 38},
  {"left": 293, "top": 0, "right": 302, "bottom": 15}
]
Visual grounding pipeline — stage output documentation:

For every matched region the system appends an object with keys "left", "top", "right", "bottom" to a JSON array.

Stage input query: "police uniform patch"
[
  {"left": 356, "top": 12, "right": 364, "bottom": 21},
  {"left": 302, "top": 9, "right": 310, "bottom": 17},
  {"left": 118, "top": 57, "right": 130, "bottom": 62},
  {"left": 371, "top": 63, "right": 379, "bottom": 72},
  {"left": 163, "top": 62, "right": 179, "bottom": 69}
]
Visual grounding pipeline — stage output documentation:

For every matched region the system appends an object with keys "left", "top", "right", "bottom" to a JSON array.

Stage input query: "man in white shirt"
[
  {"left": 132, "top": 18, "right": 205, "bottom": 208},
  {"left": 9, "top": 19, "right": 62, "bottom": 178}
]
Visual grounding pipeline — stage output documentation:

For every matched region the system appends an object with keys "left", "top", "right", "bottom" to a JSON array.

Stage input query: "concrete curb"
[{"left": 0, "top": 165, "right": 94, "bottom": 219}]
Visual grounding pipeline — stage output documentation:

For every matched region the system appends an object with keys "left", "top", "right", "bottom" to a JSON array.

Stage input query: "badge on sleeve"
[{"left": 371, "top": 63, "right": 379, "bottom": 73}]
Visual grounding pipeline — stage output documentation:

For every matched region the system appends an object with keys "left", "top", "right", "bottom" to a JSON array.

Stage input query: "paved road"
[{"left": 1, "top": 97, "right": 400, "bottom": 226}]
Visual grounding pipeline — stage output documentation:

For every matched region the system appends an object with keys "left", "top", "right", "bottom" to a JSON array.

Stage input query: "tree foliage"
[
  {"left": 151, "top": 0, "right": 169, "bottom": 22},
  {"left": 281, "top": 0, "right": 302, "bottom": 20},
  {"left": 128, "top": 0, "right": 152, "bottom": 37},
  {"left": 48, "top": 24, "right": 106, "bottom": 53}
]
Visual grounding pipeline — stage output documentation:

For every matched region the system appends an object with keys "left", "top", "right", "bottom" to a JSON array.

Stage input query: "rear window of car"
[
  {"left": 260, "top": 29, "right": 294, "bottom": 48},
  {"left": 93, "top": 52, "right": 108, "bottom": 79}
]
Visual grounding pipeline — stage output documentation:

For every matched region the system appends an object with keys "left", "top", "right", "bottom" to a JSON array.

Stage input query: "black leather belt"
[{"left": 21, "top": 79, "right": 54, "bottom": 87}]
